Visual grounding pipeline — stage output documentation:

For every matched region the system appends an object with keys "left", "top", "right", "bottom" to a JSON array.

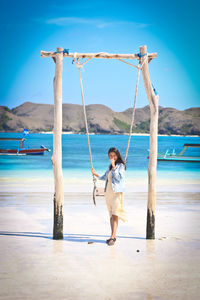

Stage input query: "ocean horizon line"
[{"left": 1, "top": 131, "right": 200, "bottom": 137}]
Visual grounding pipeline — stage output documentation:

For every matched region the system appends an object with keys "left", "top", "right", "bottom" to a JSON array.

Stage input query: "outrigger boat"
[
  {"left": 0, "top": 137, "right": 50, "bottom": 155},
  {"left": 156, "top": 143, "right": 200, "bottom": 162}
]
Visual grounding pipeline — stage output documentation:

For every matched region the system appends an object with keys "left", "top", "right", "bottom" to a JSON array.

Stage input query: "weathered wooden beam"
[
  {"left": 41, "top": 50, "right": 157, "bottom": 60},
  {"left": 139, "top": 45, "right": 159, "bottom": 239},
  {"left": 52, "top": 47, "right": 64, "bottom": 239}
]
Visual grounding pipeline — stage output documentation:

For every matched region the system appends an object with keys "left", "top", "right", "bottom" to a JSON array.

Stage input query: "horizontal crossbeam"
[{"left": 40, "top": 50, "right": 157, "bottom": 60}]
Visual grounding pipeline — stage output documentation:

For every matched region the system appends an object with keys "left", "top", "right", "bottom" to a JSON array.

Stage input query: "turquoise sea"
[{"left": 0, "top": 133, "right": 200, "bottom": 180}]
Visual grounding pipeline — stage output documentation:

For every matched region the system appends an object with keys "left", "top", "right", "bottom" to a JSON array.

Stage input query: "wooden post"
[
  {"left": 139, "top": 45, "right": 159, "bottom": 239},
  {"left": 52, "top": 47, "right": 64, "bottom": 239}
]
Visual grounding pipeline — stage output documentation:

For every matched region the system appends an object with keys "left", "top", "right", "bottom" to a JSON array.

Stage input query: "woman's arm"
[
  {"left": 112, "top": 163, "right": 125, "bottom": 182},
  {"left": 98, "top": 171, "right": 107, "bottom": 181},
  {"left": 91, "top": 167, "right": 107, "bottom": 181}
]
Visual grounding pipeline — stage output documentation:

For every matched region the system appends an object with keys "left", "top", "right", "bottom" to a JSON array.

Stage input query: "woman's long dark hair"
[{"left": 108, "top": 147, "right": 126, "bottom": 171}]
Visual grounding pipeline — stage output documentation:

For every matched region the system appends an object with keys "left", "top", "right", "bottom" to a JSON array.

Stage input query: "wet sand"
[
  {"left": 0, "top": 175, "right": 199, "bottom": 193},
  {"left": 0, "top": 187, "right": 200, "bottom": 299}
]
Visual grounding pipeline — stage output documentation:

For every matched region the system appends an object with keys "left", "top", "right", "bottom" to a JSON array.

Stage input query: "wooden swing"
[
  {"left": 72, "top": 52, "right": 148, "bottom": 205},
  {"left": 41, "top": 46, "right": 159, "bottom": 240}
]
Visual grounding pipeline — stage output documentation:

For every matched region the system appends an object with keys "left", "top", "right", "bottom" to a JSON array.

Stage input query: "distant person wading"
[{"left": 91, "top": 147, "right": 127, "bottom": 246}]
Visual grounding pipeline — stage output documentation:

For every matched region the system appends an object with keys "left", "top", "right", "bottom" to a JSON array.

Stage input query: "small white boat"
[{"left": 156, "top": 143, "right": 200, "bottom": 162}]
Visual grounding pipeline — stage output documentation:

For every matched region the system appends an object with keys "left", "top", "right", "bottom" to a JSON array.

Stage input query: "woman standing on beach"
[{"left": 91, "top": 147, "right": 127, "bottom": 246}]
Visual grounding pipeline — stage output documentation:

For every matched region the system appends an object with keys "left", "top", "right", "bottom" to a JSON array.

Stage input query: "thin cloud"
[{"left": 43, "top": 17, "right": 149, "bottom": 28}]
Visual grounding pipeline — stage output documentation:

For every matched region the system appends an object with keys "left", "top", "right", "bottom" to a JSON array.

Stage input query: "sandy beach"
[{"left": 0, "top": 177, "right": 200, "bottom": 300}]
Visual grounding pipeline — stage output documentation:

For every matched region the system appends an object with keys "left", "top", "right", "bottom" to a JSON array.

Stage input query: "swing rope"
[
  {"left": 73, "top": 53, "right": 148, "bottom": 205},
  {"left": 124, "top": 55, "right": 148, "bottom": 164},
  {"left": 73, "top": 56, "right": 97, "bottom": 205}
]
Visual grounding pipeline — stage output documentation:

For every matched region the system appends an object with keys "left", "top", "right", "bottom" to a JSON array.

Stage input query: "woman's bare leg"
[
  {"left": 111, "top": 214, "right": 118, "bottom": 239},
  {"left": 110, "top": 216, "right": 113, "bottom": 236}
]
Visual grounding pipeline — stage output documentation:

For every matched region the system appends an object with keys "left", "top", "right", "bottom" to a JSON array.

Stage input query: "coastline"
[
  {"left": 1, "top": 131, "right": 199, "bottom": 137},
  {"left": 39, "top": 131, "right": 200, "bottom": 137}
]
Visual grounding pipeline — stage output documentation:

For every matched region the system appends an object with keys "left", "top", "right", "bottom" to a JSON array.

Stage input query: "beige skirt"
[{"left": 105, "top": 171, "right": 127, "bottom": 222}]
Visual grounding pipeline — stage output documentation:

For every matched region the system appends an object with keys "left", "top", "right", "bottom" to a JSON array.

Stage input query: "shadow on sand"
[{"left": 0, "top": 231, "right": 146, "bottom": 243}]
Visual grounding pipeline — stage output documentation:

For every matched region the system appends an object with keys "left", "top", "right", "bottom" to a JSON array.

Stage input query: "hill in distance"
[{"left": 0, "top": 101, "right": 200, "bottom": 136}]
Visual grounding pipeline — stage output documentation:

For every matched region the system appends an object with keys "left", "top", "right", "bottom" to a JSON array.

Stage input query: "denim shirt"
[{"left": 98, "top": 163, "right": 125, "bottom": 193}]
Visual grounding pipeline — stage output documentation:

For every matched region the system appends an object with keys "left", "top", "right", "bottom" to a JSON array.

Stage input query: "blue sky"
[{"left": 0, "top": 0, "right": 200, "bottom": 111}]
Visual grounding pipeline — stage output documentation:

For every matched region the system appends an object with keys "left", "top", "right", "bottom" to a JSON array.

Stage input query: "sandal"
[
  {"left": 106, "top": 237, "right": 116, "bottom": 244},
  {"left": 107, "top": 238, "right": 116, "bottom": 246}
]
